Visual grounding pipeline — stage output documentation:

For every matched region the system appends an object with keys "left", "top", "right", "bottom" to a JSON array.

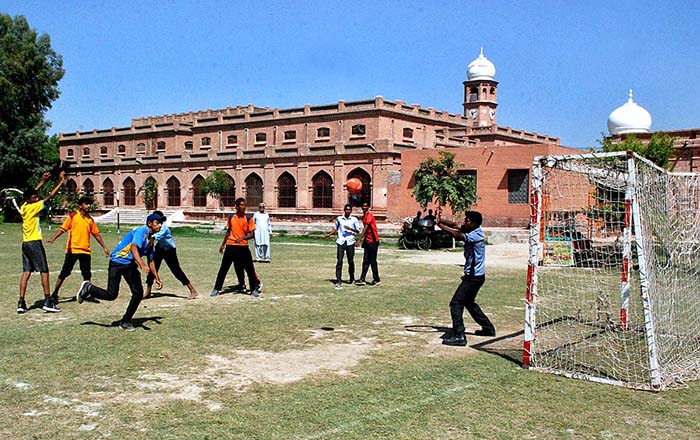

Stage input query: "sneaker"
[
  {"left": 120, "top": 321, "right": 136, "bottom": 331},
  {"left": 442, "top": 333, "right": 467, "bottom": 347},
  {"left": 17, "top": 298, "right": 28, "bottom": 314},
  {"left": 210, "top": 289, "right": 220, "bottom": 297},
  {"left": 334, "top": 281, "right": 342, "bottom": 288},
  {"left": 474, "top": 328, "right": 496, "bottom": 337},
  {"left": 42, "top": 298, "right": 60, "bottom": 313},
  {"left": 367, "top": 280, "right": 381, "bottom": 286},
  {"left": 355, "top": 279, "right": 366, "bottom": 286},
  {"left": 251, "top": 286, "right": 262, "bottom": 298},
  {"left": 76, "top": 281, "right": 91, "bottom": 304}
]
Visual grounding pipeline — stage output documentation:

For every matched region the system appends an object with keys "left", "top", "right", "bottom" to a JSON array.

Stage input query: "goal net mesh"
[{"left": 527, "top": 153, "right": 700, "bottom": 390}]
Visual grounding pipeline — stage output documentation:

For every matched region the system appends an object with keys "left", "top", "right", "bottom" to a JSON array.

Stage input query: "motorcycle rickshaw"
[{"left": 398, "top": 218, "right": 437, "bottom": 250}]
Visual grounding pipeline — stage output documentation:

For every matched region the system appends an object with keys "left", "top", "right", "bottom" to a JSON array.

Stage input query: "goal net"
[{"left": 524, "top": 151, "right": 700, "bottom": 390}]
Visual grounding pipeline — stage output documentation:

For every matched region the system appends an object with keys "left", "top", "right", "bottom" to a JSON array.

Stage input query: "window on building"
[
  {"left": 201, "top": 137, "right": 211, "bottom": 147},
  {"left": 277, "top": 172, "right": 296, "bottom": 208},
  {"left": 103, "top": 178, "right": 114, "bottom": 206},
  {"left": 156, "top": 141, "right": 166, "bottom": 152},
  {"left": 284, "top": 130, "right": 296, "bottom": 142},
  {"left": 118, "top": 144, "right": 126, "bottom": 154},
  {"left": 403, "top": 128, "right": 414, "bottom": 140},
  {"left": 351, "top": 124, "right": 366, "bottom": 137},
  {"left": 167, "top": 176, "right": 181, "bottom": 207},
  {"left": 317, "top": 127, "right": 330, "bottom": 139},
  {"left": 137, "top": 143, "right": 146, "bottom": 154},
  {"left": 469, "top": 87, "right": 478, "bottom": 103},
  {"left": 99, "top": 146, "right": 107, "bottom": 156},
  {"left": 226, "top": 135, "right": 238, "bottom": 147},
  {"left": 82, "top": 147, "right": 90, "bottom": 157},
  {"left": 123, "top": 178, "right": 136, "bottom": 206},
  {"left": 220, "top": 174, "right": 236, "bottom": 207},
  {"left": 192, "top": 175, "right": 207, "bottom": 207},
  {"left": 83, "top": 178, "right": 94, "bottom": 195},
  {"left": 508, "top": 169, "right": 529, "bottom": 204},
  {"left": 184, "top": 141, "right": 193, "bottom": 151},
  {"left": 66, "top": 149, "right": 74, "bottom": 159},
  {"left": 245, "top": 173, "right": 263, "bottom": 208},
  {"left": 312, "top": 171, "right": 333, "bottom": 208},
  {"left": 255, "top": 133, "right": 267, "bottom": 145},
  {"left": 490, "top": 87, "right": 495, "bottom": 95}
]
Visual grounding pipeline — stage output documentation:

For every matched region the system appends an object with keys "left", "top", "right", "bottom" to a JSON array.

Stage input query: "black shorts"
[{"left": 22, "top": 240, "right": 49, "bottom": 273}]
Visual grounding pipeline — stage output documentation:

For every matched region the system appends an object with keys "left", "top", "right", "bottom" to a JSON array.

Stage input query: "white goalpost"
[{"left": 524, "top": 151, "right": 700, "bottom": 390}]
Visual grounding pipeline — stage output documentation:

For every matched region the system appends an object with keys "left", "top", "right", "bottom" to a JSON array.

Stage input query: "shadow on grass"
[
  {"left": 143, "top": 292, "right": 189, "bottom": 300},
  {"left": 405, "top": 325, "right": 525, "bottom": 367},
  {"left": 80, "top": 316, "right": 165, "bottom": 331}
]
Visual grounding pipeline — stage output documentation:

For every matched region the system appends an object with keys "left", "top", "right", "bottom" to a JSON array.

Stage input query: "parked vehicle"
[{"left": 398, "top": 218, "right": 460, "bottom": 250}]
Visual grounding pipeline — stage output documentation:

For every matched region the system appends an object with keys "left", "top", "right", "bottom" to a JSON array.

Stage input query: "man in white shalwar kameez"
[{"left": 253, "top": 203, "right": 272, "bottom": 262}]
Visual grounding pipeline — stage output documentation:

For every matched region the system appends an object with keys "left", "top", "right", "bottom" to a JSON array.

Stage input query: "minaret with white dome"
[
  {"left": 463, "top": 48, "right": 499, "bottom": 127},
  {"left": 607, "top": 89, "right": 652, "bottom": 135}
]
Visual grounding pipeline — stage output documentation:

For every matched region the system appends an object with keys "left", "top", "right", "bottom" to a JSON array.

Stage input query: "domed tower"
[
  {"left": 463, "top": 48, "right": 498, "bottom": 127},
  {"left": 607, "top": 89, "right": 652, "bottom": 135}
]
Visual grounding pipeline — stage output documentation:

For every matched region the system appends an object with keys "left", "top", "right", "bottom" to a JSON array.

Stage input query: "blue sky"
[{"left": 4, "top": 0, "right": 700, "bottom": 149}]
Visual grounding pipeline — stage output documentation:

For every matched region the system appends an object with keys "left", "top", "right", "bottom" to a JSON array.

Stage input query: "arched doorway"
[
  {"left": 312, "top": 171, "right": 333, "bottom": 208},
  {"left": 192, "top": 175, "right": 207, "bottom": 207},
  {"left": 103, "top": 178, "right": 114, "bottom": 206},
  {"left": 277, "top": 172, "right": 296, "bottom": 208},
  {"left": 245, "top": 173, "right": 263, "bottom": 207},
  {"left": 144, "top": 176, "right": 158, "bottom": 210},
  {"left": 347, "top": 168, "right": 371, "bottom": 207},
  {"left": 123, "top": 177, "right": 136, "bottom": 206},
  {"left": 167, "top": 176, "right": 181, "bottom": 207}
]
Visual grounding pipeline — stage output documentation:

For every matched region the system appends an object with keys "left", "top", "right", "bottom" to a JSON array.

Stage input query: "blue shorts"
[{"left": 22, "top": 240, "right": 49, "bottom": 273}]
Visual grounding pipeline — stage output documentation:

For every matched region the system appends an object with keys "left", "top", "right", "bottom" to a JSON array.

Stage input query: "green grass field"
[{"left": 1, "top": 222, "right": 699, "bottom": 439}]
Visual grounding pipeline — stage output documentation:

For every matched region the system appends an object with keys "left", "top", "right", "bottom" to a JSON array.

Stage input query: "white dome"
[
  {"left": 467, "top": 48, "right": 496, "bottom": 81},
  {"left": 607, "top": 90, "right": 652, "bottom": 135}
]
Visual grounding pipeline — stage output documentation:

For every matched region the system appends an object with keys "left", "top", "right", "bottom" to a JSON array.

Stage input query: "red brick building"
[{"left": 58, "top": 50, "right": 578, "bottom": 226}]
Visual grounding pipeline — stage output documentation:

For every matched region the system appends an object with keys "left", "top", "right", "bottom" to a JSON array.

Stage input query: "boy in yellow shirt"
[
  {"left": 48, "top": 196, "right": 110, "bottom": 308},
  {"left": 17, "top": 171, "right": 65, "bottom": 314}
]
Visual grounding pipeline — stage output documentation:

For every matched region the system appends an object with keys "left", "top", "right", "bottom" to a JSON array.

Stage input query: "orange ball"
[{"left": 346, "top": 178, "right": 363, "bottom": 194}]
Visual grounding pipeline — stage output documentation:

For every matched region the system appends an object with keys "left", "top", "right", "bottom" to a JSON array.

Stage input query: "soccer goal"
[{"left": 524, "top": 151, "right": 700, "bottom": 390}]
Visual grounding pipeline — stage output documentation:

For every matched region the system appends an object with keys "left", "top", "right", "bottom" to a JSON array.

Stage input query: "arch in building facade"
[
  {"left": 66, "top": 179, "right": 78, "bottom": 196},
  {"left": 144, "top": 176, "right": 158, "bottom": 210},
  {"left": 192, "top": 175, "right": 207, "bottom": 208},
  {"left": 312, "top": 170, "right": 333, "bottom": 208},
  {"left": 167, "top": 176, "right": 181, "bottom": 207},
  {"left": 103, "top": 178, "right": 114, "bottom": 206},
  {"left": 347, "top": 168, "right": 372, "bottom": 206},
  {"left": 244, "top": 172, "right": 263, "bottom": 207},
  {"left": 277, "top": 172, "right": 296, "bottom": 208},
  {"left": 220, "top": 173, "right": 236, "bottom": 208},
  {"left": 123, "top": 177, "right": 136, "bottom": 206},
  {"left": 83, "top": 178, "right": 94, "bottom": 195}
]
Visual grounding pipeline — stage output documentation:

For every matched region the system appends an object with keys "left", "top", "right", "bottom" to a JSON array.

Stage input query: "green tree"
[
  {"left": 142, "top": 177, "right": 158, "bottom": 209},
  {"left": 201, "top": 170, "right": 234, "bottom": 207},
  {"left": 0, "top": 14, "right": 64, "bottom": 190},
  {"left": 412, "top": 151, "right": 476, "bottom": 215},
  {"left": 599, "top": 132, "right": 675, "bottom": 168}
]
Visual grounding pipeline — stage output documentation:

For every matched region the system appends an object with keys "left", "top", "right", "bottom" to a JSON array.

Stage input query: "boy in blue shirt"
[
  {"left": 436, "top": 210, "right": 496, "bottom": 347},
  {"left": 76, "top": 213, "right": 164, "bottom": 331},
  {"left": 144, "top": 210, "right": 198, "bottom": 300},
  {"left": 323, "top": 204, "right": 362, "bottom": 288}
]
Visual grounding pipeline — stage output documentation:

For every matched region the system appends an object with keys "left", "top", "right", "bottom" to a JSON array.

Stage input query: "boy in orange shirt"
[
  {"left": 48, "top": 196, "right": 110, "bottom": 307},
  {"left": 211, "top": 197, "right": 262, "bottom": 297}
]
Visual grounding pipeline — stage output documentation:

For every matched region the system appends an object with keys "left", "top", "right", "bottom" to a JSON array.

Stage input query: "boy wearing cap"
[
  {"left": 144, "top": 210, "right": 198, "bottom": 300},
  {"left": 48, "top": 196, "right": 111, "bottom": 306},
  {"left": 17, "top": 171, "right": 65, "bottom": 314},
  {"left": 75, "top": 213, "right": 164, "bottom": 331}
]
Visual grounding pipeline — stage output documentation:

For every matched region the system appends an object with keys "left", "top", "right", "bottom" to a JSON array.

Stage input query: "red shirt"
[{"left": 362, "top": 210, "right": 379, "bottom": 244}]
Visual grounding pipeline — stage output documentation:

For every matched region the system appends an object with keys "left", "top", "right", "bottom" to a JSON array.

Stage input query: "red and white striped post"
[{"left": 524, "top": 157, "right": 543, "bottom": 368}]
